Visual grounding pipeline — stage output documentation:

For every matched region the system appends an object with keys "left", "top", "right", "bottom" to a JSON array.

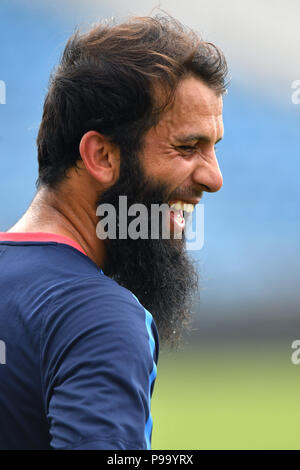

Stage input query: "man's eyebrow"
[{"left": 174, "top": 134, "right": 223, "bottom": 145}]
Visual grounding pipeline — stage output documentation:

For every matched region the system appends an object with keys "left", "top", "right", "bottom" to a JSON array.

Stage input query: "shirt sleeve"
[{"left": 40, "top": 275, "right": 159, "bottom": 450}]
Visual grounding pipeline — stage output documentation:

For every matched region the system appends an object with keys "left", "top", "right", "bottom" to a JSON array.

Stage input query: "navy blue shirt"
[{"left": 0, "top": 233, "right": 159, "bottom": 450}]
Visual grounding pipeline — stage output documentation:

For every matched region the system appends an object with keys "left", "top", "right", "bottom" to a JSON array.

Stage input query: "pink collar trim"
[{"left": 0, "top": 232, "right": 87, "bottom": 256}]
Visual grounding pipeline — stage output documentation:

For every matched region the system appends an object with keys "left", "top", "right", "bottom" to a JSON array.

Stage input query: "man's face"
[
  {"left": 142, "top": 75, "right": 224, "bottom": 218},
  {"left": 98, "top": 76, "right": 224, "bottom": 347}
]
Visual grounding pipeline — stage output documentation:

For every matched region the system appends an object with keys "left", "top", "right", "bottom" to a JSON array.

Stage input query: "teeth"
[
  {"left": 169, "top": 201, "right": 195, "bottom": 213},
  {"left": 183, "top": 203, "right": 194, "bottom": 213}
]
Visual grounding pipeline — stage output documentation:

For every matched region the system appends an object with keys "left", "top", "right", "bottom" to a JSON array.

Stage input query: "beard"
[{"left": 97, "top": 146, "right": 199, "bottom": 348}]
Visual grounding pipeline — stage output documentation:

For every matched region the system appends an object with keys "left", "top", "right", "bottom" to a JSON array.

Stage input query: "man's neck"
[{"left": 8, "top": 186, "right": 106, "bottom": 269}]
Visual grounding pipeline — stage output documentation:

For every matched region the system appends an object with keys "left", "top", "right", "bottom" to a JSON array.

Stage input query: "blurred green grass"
[{"left": 151, "top": 342, "right": 300, "bottom": 450}]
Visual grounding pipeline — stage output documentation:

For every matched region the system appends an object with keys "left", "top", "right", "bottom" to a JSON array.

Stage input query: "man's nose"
[{"left": 192, "top": 154, "right": 223, "bottom": 193}]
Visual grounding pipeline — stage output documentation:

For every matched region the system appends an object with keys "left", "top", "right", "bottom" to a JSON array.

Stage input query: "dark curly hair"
[{"left": 36, "top": 14, "right": 228, "bottom": 188}]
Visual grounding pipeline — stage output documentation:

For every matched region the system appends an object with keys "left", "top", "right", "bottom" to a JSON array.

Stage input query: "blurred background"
[{"left": 0, "top": 0, "right": 299, "bottom": 449}]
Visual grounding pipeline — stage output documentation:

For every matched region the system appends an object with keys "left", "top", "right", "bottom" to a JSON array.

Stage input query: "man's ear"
[{"left": 79, "top": 131, "right": 120, "bottom": 186}]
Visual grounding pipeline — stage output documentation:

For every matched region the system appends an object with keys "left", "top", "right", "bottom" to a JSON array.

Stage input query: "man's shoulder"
[
  {"left": 0, "top": 238, "right": 101, "bottom": 284},
  {"left": 41, "top": 269, "right": 158, "bottom": 352},
  {"left": 0, "top": 239, "right": 155, "bottom": 334},
  {"left": 48, "top": 266, "right": 144, "bottom": 313},
  {"left": 41, "top": 272, "right": 159, "bottom": 388}
]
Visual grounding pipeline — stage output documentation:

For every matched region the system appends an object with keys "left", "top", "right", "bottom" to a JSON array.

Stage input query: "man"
[{"left": 0, "top": 15, "right": 227, "bottom": 450}]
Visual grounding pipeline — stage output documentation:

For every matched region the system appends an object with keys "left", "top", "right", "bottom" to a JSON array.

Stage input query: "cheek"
[
  {"left": 141, "top": 137, "right": 193, "bottom": 184},
  {"left": 154, "top": 159, "right": 195, "bottom": 193},
  {"left": 141, "top": 144, "right": 173, "bottom": 178}
]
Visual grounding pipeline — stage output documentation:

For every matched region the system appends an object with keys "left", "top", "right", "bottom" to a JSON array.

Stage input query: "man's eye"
[{"left": 177, "top": 146, "right": 195, "bottom": 154}]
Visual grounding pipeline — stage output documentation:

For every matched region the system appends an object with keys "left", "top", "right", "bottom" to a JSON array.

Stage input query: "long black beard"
[{"left": 97, "top": 149, "right": 199, "bottom": 348}]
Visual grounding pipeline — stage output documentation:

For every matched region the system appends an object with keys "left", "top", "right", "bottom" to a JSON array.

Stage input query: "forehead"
[{"left": 153, "top": 76, "right": 224, "bottom": 141}]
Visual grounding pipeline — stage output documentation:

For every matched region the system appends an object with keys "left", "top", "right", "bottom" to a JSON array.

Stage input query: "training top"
[{"left": 0, "top": 232, "right": 159, "bottom": 450}]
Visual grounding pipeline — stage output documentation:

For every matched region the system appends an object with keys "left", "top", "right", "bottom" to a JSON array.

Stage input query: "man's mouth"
[
  {"left": 168, "top": 201, "right": 195, "bottom": 213},
  {"left": 167, "top": 200, "right": 195, "bottom": 233}
]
